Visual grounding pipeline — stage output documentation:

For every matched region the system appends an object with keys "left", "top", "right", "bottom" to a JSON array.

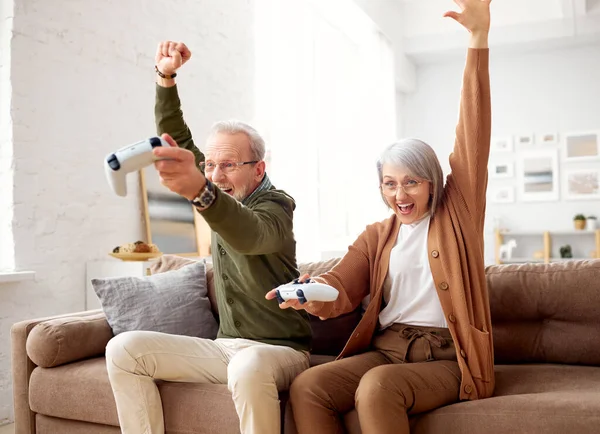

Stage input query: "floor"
[{"left": 0, "top": 424, "right": 14, "bottom": 434}]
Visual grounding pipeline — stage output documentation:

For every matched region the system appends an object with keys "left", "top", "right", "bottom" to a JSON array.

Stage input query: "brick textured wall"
[
  {"left": 0, "top": 0, "right": 254, "bottom": 423},
  {"left": 0, "top": 0, "right": 15, "bottom": 276}
]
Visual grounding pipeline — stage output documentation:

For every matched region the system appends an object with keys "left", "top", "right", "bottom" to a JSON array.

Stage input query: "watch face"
[{"left": 193, "top": 182, "right": 215, "bottom": 208}]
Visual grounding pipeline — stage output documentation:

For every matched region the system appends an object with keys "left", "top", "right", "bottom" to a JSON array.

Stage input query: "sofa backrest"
[
  {"left": 486, "top": 259, "right": 600, "bottom": 366},
  {"left": 151, "top": 255, "right": 600, "bottom": 365}
]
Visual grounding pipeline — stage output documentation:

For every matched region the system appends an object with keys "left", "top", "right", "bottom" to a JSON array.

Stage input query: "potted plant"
[
  {"left": 573, "top": 214, "right": 586, "bottom": 230},
  {"left": 560, "top": 244, "right": 573, "bottom": 258},
  {"left": 587, "top": 215, "right": 597, "bottom": 230}
]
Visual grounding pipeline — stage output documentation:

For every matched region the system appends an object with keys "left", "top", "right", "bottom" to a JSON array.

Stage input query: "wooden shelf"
[{"left": 494, "top": 229, "right": 600, "bottom": 265}]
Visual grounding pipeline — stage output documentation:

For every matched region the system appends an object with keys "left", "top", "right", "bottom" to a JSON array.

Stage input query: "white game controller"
[
  {"left": 105, "top": 137, "right": 170, "bottom": 197},
  {"left": 275, "top": 279, "right": 339, "bottom": 305}
]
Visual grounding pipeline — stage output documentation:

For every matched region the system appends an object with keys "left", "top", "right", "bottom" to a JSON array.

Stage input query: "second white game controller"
[
  {"left": 105, "top": 137, "right": 170, "bottom": 197},
  {"left": 275, "top": 279, "right": 339, "bottom": 305}
]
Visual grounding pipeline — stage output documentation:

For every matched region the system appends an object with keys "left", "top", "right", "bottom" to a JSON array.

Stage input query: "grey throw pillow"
[{"left": 91, "top": 260, "right": 218, "bottom": 339}]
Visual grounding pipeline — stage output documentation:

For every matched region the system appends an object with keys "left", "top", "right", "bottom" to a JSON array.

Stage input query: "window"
[{"left": 254, "top": 0, "right": 396, "bottom": 262}]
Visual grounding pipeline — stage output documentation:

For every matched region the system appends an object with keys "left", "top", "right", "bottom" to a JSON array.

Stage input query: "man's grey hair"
[
  {"left": 376, "top": 138, "right": 444, "bottom": 216},
  {"left": 207, "top": 120, "right": 266, "bottom": 161}
]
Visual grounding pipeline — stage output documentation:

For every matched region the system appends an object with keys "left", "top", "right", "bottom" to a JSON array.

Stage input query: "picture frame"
[
  {"left": 564, "top": 169, "right": 600, "bottom": 200},
  {"left": 515, "top": 133, "right": 534, "bottom": 147},
  {"left": 489, "top": 160, "right": 514, "bottom": 178},
  {"left": 517, "top": 149, "right": 559, "bottom": 202},
  {"left": 563, "top": 131, "right": 600, "bottom": 161},
  {"left": 490, "top": 186, "right": 515, "bottom": 203},
  {"left": 140, "top": 169, "right": 211, "bottom": 257},
  {"left": 490, "top": 136, "right": 513, "bottom": 153},
  {"left": 539, "top": 132, "right": 558, "bottom": 145}
]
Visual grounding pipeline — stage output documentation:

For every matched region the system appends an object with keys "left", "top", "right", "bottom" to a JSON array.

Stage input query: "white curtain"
[{"left": 254, "top": 0, "right": 396, "bottom": 263}]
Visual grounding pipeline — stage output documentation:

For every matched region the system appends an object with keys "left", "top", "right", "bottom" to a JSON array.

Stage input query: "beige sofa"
[{"left": 11, "top": 258, "right": 600, "bottom": 434}]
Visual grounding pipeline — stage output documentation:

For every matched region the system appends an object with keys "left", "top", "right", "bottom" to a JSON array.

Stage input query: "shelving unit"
[{"left": 494, "top": 229, "right": 600, "bottom": 265}]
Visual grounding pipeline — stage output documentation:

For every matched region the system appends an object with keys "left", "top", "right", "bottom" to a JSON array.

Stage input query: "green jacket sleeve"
[
  {"left": 154, "top": 84, "right": 205, "bottom": 166},
  {"left": 198, "top": 188, "right": 294, "bottom": 255}
]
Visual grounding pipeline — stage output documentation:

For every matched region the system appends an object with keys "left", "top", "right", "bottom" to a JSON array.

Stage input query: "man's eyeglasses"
[
  {"left": 199, "top": 160, "right": 258, "bottom": 174},
  {"left": 380, "top": 180, "right": 424, "bottom": 197}
]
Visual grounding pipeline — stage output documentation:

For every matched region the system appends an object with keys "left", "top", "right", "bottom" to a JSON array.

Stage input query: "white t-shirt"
[{"left": 378, "top": 214, "right": 448, "bottom": 329}]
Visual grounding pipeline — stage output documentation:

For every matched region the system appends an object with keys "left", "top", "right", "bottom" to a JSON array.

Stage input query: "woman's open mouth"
[{"left": 397, "top": 203, "right": 414, "bottom": 215}]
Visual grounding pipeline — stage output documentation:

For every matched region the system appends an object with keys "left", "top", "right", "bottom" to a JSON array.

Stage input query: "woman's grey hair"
[
  {"left": 207, "top": 120, "right": 266, "bottom": 161},
  {"left": 376, "top": 138, "right": 444, "bottom": 216}
]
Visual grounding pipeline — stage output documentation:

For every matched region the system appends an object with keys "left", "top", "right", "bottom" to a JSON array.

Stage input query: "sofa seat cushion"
[
  {"left": 28, "top": 356, "right": 241, "bottom": 433},
  {"left": 29, "top": 355, "right": 332, "bottom": 433},
  {"left": 408, "top": 364, "right": 600, "bottom": 434}
]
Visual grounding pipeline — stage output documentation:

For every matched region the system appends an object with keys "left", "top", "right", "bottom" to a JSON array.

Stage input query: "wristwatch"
[{"left": 190, "top": 180, "right": 216, "bottom": 210}]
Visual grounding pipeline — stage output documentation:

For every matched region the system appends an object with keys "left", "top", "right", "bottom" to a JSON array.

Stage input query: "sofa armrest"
[{"left": 10, "top": 309, "right": 109, "bottom": 434}]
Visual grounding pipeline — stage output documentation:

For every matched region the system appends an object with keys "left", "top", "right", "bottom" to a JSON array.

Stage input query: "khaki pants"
[
  {"left": 105, "top": 330, "right": 310, "bottom": 434},
  {"left": 290, "top": 324, "right": 461, "bottom": 434}
]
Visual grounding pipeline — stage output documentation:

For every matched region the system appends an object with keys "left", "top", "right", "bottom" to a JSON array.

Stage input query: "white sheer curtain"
[{"left": 254, "top": 0, "right": 396, "bottom": 263}]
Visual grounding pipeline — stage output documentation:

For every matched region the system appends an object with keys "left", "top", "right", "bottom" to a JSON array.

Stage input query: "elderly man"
[{"left": 104, "top": 41, "right": 312, "bottom": 434}]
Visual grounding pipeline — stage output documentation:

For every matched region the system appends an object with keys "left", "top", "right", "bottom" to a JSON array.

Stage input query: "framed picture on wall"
[
  {"left": 490, "top": 186, "right": 515, "bottom": 203},
  {"left": 539, "top": 132, "right": 558, "bottom": 145},
  {"left": 490, "top": 136, "right": 513, "bottom": 152},
  {"left": 517, "top": 149, "right": 559, "bottom": 201},
  {"left": 489, "top": 160, "right": 514, "bottom": 178},
  {"left": 515, "top": 134, "right": 534, "bottom": 147},
  {"left": 564, "top": 169, "right": 600, "bottom": 200},
  {"left": 563, "top": 131, "right": 600, "bottom": 161}
]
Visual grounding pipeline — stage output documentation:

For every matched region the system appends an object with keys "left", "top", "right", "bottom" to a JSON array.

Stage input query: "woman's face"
[{"left": 381, "top": 163, "right": 432, "bottom": 225}]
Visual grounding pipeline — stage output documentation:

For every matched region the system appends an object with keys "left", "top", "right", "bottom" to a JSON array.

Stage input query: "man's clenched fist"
[{"left": 155, "top": 41, "right": 191, "bottom": 76}]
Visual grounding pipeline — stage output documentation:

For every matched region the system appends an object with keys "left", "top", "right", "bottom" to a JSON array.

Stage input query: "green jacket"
[{"left": 155, "top": 84, "right": 312, "bottom": 351}]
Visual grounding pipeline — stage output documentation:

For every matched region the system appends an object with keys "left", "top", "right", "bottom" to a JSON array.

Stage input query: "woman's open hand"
[{"left": 444, "top": 0, "right": 491, "bottom": 36}]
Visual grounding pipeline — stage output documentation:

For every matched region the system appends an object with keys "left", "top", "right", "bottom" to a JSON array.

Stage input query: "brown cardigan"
[{"left": 308, "top": 48, "right": 494, "bottom": 401}]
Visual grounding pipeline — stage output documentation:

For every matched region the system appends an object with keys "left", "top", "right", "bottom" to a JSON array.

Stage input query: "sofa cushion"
[
  {"left": 29, "top": 356, "right": 296, "bottom": 434},
  {"left": 92, "top": 261, "right": 218, "bottom": 339},
  {"left": 409, "top": 364, "right": 600, "bottom": 434},
  {"left": 26, "top": 312, "right": 113, "bottom": 368},
  {"left": 487, "top": 259, "right": 600, "bottom": 365},
  {"left": 149, "top": 255, "right": 219, "bottom": 319}
]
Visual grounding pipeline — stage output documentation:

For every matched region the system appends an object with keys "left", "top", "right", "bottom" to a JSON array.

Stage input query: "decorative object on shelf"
[
  {"left": 518, "top": 149, "right": 559, "bottom": 202},
  {"left": 110, "top": 252, "right": 163, "bottom": 261},
  {"left": 494, "top": 229, "right": 600, "bottom": 265},
  {"left": 587, "top": 215, "right": 598, "bottom": 230},
  {"left": 533, "top": 250, "right": 544, "bottom": 259},
  {"left": 499, "top": 239, "right": 517, "bottom": 261},
  {"left": 563, "top": 131, "right": 599, "bottom": 161},
  {"left": 573, "top": 214, "right": 587, "bottom": 230},
  {"left": 559, "top": 244, "right": 573, "bottom": 259},
  {"left": 110, "top": 241, "right": 163, "bottom": 261}
]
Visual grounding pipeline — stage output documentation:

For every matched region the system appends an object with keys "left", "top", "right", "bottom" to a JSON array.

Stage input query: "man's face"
[{"left": 204, "top": 132, "right": 265, "bottom": 201}]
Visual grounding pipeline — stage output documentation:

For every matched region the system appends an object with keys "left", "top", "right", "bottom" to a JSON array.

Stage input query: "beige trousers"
[{"left": 105, "top": 330, "right": 310, "bottom": 434}]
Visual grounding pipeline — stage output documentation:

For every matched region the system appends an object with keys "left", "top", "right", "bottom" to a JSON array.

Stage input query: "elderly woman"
[{"left": 266, "top": 1, "right": 494, "bottom": 433}]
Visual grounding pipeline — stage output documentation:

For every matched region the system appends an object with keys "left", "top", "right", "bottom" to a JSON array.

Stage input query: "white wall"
[
  {"left": 0, "top": 0, "right": 255, "bottom": 423},
  {"left": 401, "top": 43, "right": 600, "bottom": 264},
  {"left": 0, "top": 0, "right": 15, "bottom": 274}
]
